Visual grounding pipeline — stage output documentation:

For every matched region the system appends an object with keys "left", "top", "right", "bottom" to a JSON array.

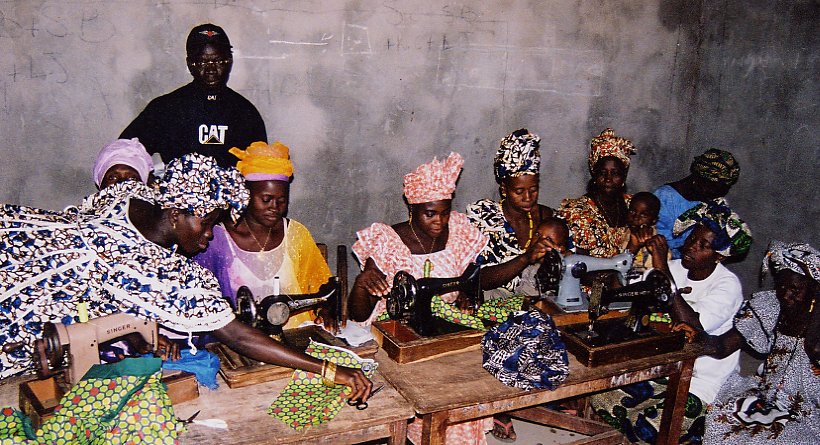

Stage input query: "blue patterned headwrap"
[
  {"left": 481, "top": 310, "right": 569, "bottom": 390},
  {"left": 155, "top": 153, "right": 249, "bottom": 222},
  {"left": 672, "top": 198, "right": 752, "bottom": 258},
  {"left": 494, "top": 129, "right": 541, "bottom": 183}
]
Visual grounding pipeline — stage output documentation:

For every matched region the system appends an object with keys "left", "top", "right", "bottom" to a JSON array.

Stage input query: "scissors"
[
  {"left": 347, "top": 384, "right": 384, "bottom": 410},
  {"left": 177, "top": 410, "right": 200, "bottom": 425}
]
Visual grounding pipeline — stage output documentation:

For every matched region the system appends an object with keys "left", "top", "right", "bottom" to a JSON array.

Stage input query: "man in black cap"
[{"left": 121, "top": 24, "right": 267, "bottom": 167}]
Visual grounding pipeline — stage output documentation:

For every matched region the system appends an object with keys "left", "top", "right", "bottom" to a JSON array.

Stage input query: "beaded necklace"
[{"left": 502, "top": 199, "right": 535, "bottom": 249}]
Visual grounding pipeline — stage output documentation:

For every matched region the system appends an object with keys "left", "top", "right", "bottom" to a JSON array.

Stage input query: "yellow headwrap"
[{"left": 229, "top": 141, "right": 294, "bottom": 181}]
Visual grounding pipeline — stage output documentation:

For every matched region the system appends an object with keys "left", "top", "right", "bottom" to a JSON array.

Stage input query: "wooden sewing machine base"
[
  {"left": 561, "top": 319, "right": 686, "bottom": 367},
  {"left": 371, "top": 318, "right": 488, "bottom": 364},
  {"left": 207, "top": 324, "right": 378, "bottom": 388}
]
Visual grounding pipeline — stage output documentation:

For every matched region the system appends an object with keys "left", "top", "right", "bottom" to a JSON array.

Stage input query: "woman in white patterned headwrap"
[
  {"left": 677, "top": 241, "right": 820, "bottom": 444},
  {"left": 0, "top": 153, "right": 372, "bottom": 402}
]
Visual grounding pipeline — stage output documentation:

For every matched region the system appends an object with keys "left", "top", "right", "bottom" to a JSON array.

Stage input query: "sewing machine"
[
  {"left": 560, "top": 268, "right": 687, "bottom": 366},
  {"left": 33, "top": 313, "right": 158, "bottom": 385},
  {"left": 386, "top": 263, "right": 482, "bottom": 337},
  {"left": 536, "top": 251, "right": 633, "bottom": 309},
  {"left": 233, "top": 276, "right": 342, "bottom": 337}
]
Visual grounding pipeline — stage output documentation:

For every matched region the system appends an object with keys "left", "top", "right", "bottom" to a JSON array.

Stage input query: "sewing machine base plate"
[
  {"left": 372, "top": 319, "right": 488, "bottom": 364},
  {"left": 208, "top": 324, "right": 378, "bottom": 388},
  {"left": 561, "top": 320, "right": 686, "bottom": 367}
]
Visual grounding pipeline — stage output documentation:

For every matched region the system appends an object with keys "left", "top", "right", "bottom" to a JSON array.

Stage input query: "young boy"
[{"left": 622, "top": 191, "right": 667, "bottom": 275}]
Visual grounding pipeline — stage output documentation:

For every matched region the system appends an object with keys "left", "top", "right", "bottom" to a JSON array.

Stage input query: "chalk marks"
[
  {"left": 437, "top": 46, "right": 604, "bottom": 97},
  {"left": 0, "top": 6, "right": 114, "bottom": 43},
  {"left": 269, "top": 33, "right": 333, "bottom": 46},
  {"left": 342, "top": 23, "right": 372, "bottom": 55},
  {"left": 6, "top": 52, "right": 67, "bottom": 84}
]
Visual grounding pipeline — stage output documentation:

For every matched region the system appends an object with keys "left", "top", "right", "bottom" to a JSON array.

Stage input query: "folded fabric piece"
[
  {"left": 0, "top": 407, "right": 35, "bottom": 442},
  {"left": 160, "top": 349, "right": 221, "bottom": 390},
  {"left": 430, "top": 295, "right": 486, "bottom": 330},
  {"left": 482, "top": 310, "right": 569, "bottom": 390},
  {"left": 268, "top": 340, "right": 377, "bottom": 430},
  {"left": 476, "top": 295, "right": 524, "bottom": 323},
  {"left": 1, "top": 358, "right": 182, "bottom": 444}
]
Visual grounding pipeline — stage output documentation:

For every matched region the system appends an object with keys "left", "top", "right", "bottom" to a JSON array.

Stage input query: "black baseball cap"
[{"left": 186, "top": 24, "right": 232, "bottom": 56}]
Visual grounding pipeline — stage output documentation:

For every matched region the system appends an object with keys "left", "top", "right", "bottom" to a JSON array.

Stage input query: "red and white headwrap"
[
  {"left": 588, "top": 128, "right": 636, "bottom": 173},
  {"left": 403, "top": 152, "right": 464, "bottom": 204}
]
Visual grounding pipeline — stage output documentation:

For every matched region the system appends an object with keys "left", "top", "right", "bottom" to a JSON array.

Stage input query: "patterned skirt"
[{"left": 590, "top": 378, "right": 706, "bottom": 444}]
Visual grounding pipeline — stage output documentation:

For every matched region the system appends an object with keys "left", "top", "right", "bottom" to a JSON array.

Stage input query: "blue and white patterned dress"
[{"left": 0, "top": 182, "right": 233, "bottom": 379}]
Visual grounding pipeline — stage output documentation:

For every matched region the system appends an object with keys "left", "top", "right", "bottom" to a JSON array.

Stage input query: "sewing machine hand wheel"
[
  {"left": 536, "top": 249, "right": 562, "bottom": 294},
  {"left": 387, "top": 271, "right": 417, "bottom": 319},
  {"left": 644, "top": 269, "right": 678, "bottom": 306},
  {"left": 234, "top": 286, "right": 258, "bottom": 327}
]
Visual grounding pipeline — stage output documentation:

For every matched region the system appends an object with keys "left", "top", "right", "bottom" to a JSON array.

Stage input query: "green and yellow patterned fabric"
[
  {"left": 1, "top": 358, "right": 181, "bottom": 445},
  {"left": 268, "top": 340, "right": 377, "bottom": 430},
  {"left": 476, "top": 295, "right": 524, "bottom": 323}
]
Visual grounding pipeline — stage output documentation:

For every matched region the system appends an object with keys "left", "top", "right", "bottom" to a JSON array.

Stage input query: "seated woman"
[
  {"left": 349, "top": 152, "right": 491, "bottom": 445},
  {"left": 590, "top": 200, "right": 752, "bottom": 444},
  {"left": 653, "top": 148, "right": 740, "bottom": 259},
  {"left": 559, "top": 128, "right": 636, "bottom": 259},
  {"left": 466, "top": 128, "right": 557, "bottom": 300},
  {"left": 92, "top": 137, "right": 155, "bottom": 189},
  {"left": 0, "top": 153, "right": 371, "bottom": 400},
  {"left": 195, "top": 141, "right": 331, "bottom": 329},
  {"left": 675, "top": 241, "right": 820, "bottom": 444}
]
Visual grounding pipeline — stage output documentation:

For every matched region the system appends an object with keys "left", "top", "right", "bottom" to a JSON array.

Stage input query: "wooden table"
[
  {"left": 177, "top": 371, "right": 414, "bottom": 445},
  {"left": 376, "top": 343, "right": 702, "bottom": 445}
]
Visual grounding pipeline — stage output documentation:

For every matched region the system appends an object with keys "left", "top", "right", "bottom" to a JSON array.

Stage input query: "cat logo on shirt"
[{"left": 199, "top": 124, "right": 228, "bottom": 144}]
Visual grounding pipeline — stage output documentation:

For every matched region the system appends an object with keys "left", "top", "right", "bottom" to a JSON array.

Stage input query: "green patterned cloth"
[
  {"left": 1, "top": 358, "right": 181, "bottom": 445},
  {"left": 268, "top": 340, "right": 377, "bottom": 430},
  {"left": 430, "top": 295, "right": 485, "bottom": 330},
  {"left": 476, "top": 295, "right": 524, "bottom": 323}
]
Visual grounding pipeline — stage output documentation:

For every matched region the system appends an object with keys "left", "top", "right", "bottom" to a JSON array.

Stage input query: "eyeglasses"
[{"left": 189, "top": 59, "right": 231, "bottom": 68}]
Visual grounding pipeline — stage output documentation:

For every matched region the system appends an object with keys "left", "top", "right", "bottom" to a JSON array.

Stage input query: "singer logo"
[{"left": 105, "top": 324, "right": 131, "bottom": 336}]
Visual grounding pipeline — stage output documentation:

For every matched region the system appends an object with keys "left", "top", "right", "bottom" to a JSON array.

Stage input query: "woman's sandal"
[{"left": 491, "top": 416, "right": 517, "bottom": 442}]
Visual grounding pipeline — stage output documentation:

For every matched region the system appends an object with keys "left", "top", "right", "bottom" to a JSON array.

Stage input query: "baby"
[
  {"left": 519, "top": 217, "right": 571, "bottom": 296},
  {"left": 623, "top": 192, "right": 666, "bottom": 274},
  {"left": 534, "top": 216, "right": 570, "bottom": 255}
]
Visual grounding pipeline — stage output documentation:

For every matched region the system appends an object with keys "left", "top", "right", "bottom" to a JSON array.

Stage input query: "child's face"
[
  {"left": 536, "top": 223, "right": 568, "bottom": 254},
  {"left": 627, "top": 200, "right": 658, "bottom": 229}
]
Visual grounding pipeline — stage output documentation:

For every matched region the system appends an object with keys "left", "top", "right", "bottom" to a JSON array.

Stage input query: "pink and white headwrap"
[
  {"left": 403, "top": 152, "right": 464, "bottom": 204},
  {"left": 92, "top": 138, "right": 154, "bottom": 187}
]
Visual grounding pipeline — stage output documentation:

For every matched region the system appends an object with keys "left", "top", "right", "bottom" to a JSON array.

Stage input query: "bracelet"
[
  {"left": 321, "top": 361, "right": 337, "bottom": 387},
  {"left": 320, "top": 360, "right": 328, "bottom": 380}
]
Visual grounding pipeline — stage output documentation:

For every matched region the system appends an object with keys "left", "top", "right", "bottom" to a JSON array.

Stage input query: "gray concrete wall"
[{"left": 0, "top": 1, "right": 816, "bottom": 292}]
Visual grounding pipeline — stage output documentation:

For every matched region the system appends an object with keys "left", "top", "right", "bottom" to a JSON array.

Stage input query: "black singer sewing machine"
[
  {"left": 233, "top": 276, "right": 342, "bottom": 339},
  {"left": 386, "top": 263, "right": 483, "bottom": 337},
  {"left": 559, "top": 269, "right": 687, "bottom": 367}
]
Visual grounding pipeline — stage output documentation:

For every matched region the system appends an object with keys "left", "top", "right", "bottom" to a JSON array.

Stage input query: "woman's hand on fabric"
[
  {"left": 354, "top": 267, "right": 390, "bottom": 297},
  {"left": 335, "top": 366, "right": 373, "bottom": 402},
  {"left": 155, "top": 334, "right": 180, "bottom": 361}
]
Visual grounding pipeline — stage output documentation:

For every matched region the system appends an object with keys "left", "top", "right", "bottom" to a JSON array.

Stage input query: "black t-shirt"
[{"left": 121, "top": 82, "right": 267, "bottom": 167}]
